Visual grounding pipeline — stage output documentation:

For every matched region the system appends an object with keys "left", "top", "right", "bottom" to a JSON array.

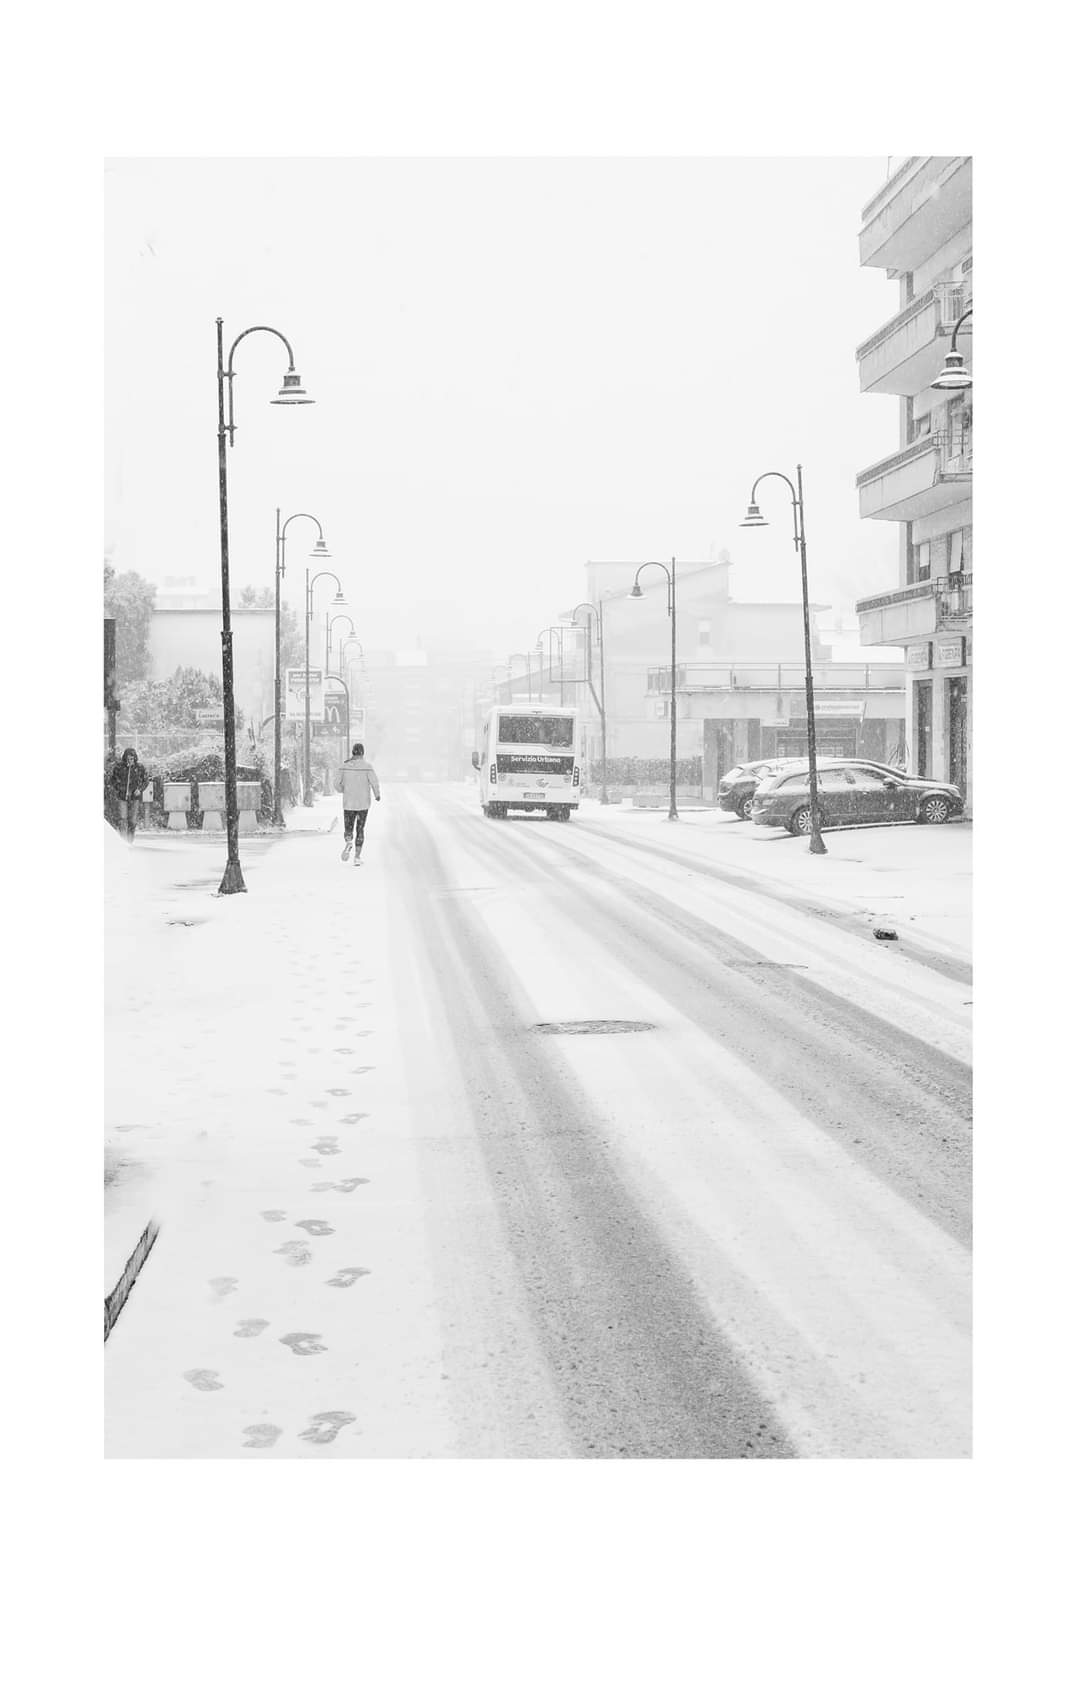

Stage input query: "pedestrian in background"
[
  {"left": 108, "top": 747, "right": 148, "bottom": 843},
  {"left": 336, "top": 742, "right": 381, "bottom": 864}
]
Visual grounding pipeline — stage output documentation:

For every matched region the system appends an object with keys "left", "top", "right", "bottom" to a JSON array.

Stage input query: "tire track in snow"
[
  {"left": 391, "top": 793, "right": 798, "bottom": 1459},
  {"left": 441, "top": 793, "right": 971, "bottom": 1248}
]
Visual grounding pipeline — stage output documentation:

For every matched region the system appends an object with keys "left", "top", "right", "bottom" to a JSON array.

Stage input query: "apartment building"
[{"left": 853, "top": 156, "right": 973, "bottom": 808}]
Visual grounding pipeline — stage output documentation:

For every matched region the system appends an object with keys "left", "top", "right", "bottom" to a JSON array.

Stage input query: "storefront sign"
[
  {"left": 811, "top": 700, "right": 865, "bottom": 718},
  {"left": 285, "top": 667, "right": 324, "bottom": 720},
  {"left": 936, "top": 635, "right": 966, "bottom": 669},
  {"left": 907, "top": 643, "right": 931, "bottom": 671}
]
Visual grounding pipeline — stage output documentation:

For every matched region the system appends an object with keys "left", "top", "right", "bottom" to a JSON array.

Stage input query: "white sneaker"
[
  {"left": 354, "top": 853, "right": 363, "bottom": 865},
  {"left": 340, "top": 845, "right": 352, "bottom": 862}
]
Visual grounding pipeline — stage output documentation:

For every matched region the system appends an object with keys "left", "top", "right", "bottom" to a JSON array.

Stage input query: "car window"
[
  {"left": 777, "top": 771, "right": 808, "bottom": 789},
  {"left": 846, "top": 767, "right": 887, "bottom": 789},
  {"left": 817, "top": 769, "right": 850, "bottom": 790}
]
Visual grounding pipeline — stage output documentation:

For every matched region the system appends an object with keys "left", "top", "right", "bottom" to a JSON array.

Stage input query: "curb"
[{"left": 104, "top": 1219, "right": 160, "bottom": 1342}]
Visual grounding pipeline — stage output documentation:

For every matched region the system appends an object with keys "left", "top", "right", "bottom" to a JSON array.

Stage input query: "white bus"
[{"left": 472, "top": 706, "right": 582, "bottom": 820}]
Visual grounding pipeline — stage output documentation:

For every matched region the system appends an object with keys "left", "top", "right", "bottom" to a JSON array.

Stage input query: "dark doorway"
[
  {"left": 914, "top": 679, "right": 933, "bottom": 777},
  {"left": 948, "top": 676, "right": 968, "bottom": 798}
]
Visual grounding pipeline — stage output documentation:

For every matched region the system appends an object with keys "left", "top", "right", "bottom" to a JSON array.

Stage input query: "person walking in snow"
[
  {"left": 336, "top": 742, "right": 381, "bottom": 864},
  {"left": 107, "top": 747, "right": 149, "bottom": 843}
]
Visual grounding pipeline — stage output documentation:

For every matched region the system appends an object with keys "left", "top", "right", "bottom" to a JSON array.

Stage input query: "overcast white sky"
[{"left": 106, "top": 157, "right": 901, "bottom": 657}]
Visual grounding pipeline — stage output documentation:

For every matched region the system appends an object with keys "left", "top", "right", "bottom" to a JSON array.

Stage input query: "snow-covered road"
[{"left": 105, "top": 786, "right": 971, "bottom": 1458}]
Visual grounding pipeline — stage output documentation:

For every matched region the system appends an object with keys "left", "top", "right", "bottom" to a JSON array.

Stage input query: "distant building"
[
  {"left": 853, "top": 156, "right": 972, "bottom": 805},
  {"left": 363, "top": 649, "right": 495, "bottom": 780}
]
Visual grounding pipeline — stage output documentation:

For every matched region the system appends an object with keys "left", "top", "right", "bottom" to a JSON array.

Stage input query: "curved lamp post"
[
  {"left": 571, "top": 600, "right": 608, "bottom": 804},
  {"left": 629, "top": 561, "right": 678, "bottom": 821},
  {"left": 305, "top": 559, "right": 345, "bottom": 806},
  {"left": 536, "top": 627, "right": 566, "bottom": 706},
  {"left": 216, "top": 319, "right": 314, "bottom": 893},
  {"left": 508, "top": 651, "right": 534, "bottom": 702},
  {"left": 327, "top": 612, "right": 355, "bottom": 675},
  {"left": 741, "top": 467, "right": 826, "bottom": 854},
  {"left": 275, "top": 510, "right": 328, "bottom": 827},
  {"left": 931, "top": 305, "right": 973, "bottom": 391}
]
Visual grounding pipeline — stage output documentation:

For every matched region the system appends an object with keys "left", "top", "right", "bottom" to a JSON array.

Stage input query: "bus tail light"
[
  {"left": 573, "top": 766, "right": 580, "bottom": 788},
  {"left": 489, "top": 763, "right": 497, "bottom": 785}
]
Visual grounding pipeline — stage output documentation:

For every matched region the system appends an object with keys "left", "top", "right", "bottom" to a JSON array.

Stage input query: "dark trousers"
[
  {"left": 343, "top": 808, "right": 369, "bottom": 850},
  {"left": 116, "top": 800, "right": 138, "bottom": 841}
]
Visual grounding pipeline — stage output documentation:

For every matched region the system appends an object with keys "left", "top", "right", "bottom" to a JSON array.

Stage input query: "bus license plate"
[{"left": 524, "top": 792, "right": 545, "bottom": 800}]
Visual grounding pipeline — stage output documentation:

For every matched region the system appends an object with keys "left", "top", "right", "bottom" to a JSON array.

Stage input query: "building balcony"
[
  {"left": 856, "top": 575, "right": 972, "bottom": 647},
  {"left": 856, "top": 432, "right": 971, "bottom": 523},
  {"left": 859, "top": 156, "right": 973, "bottom": 274},
  {"left": 856, "top": 278, "right": 972, "bottom": 396}
]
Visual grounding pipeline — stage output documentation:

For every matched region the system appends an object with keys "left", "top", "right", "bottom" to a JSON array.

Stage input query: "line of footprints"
[{"left": 183, "top": 1096, "right": 375, "bottom": 1446}]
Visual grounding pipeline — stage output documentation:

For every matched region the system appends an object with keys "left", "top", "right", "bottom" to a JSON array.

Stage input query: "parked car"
[
  {"left": 750, "top": 759, "right": 963, "bottom": 835},
  {"left": 716, "top": 759, "right": 787, "bottom": 820}
]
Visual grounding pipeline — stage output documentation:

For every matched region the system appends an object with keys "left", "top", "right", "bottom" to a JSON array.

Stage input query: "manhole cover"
[{"left": 533, "top": 1020, "right": 655, "bottom": 1036}]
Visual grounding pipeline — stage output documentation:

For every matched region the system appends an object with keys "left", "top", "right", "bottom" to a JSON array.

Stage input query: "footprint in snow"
[
  {"left": 260, "top": 1210, "right": 287, "bottom": 1222},
  {"left": 279, "top": 1332, "right": 328, "bottom": 1357},
  {"left": 311, "top": 1179, "right": 368, "bottom": 1194},
  {"left": 299, "top": 1411, "right": 355, "bottom": 1445},
  {"left": 183, "top": 1369, "right": 223, "bottom": 1392},
  {"left": 242, "top": 1424, "right": 282, "bottom": 1450},
  {"left": 325, "top": 1268, "right": 370, "bottom": 1288},
  {"left": 234, "top": 1319, "right": 270, "bottom": 1338},
  {"left": 295, "top": 1219, "right": 335, "bottom": 1236},
  {"left": 274, "top": 1241, "right": 312, "bottom": 1267},
  {"left": 208, "top": 1276, "right": 238, "bottom": 1299}
]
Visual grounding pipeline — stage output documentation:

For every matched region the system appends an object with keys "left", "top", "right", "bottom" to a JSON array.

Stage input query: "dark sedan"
[
  {"left": 716, "top": 759, "right": 786, "bottom": 820},
  {"left": 750, "top": 759, "right": 964, "bottom": 835}
]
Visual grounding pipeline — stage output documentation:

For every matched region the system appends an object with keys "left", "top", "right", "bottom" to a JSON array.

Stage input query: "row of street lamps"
[{"left": 215, "top": 318, "right": 358, "bottom": 894}]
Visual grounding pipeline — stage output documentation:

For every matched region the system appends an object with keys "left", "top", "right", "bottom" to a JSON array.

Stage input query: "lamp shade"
[
  {"left": 740, "top": 501, "right": 768, "bottom": 527},
  {"left": 271, "top": 370, "right": 314, "bottom": 405},
  {"left": 931, "top": 349, "right": 973, "bottom": 391},
  {"left": 630, "top": 584, "right": 644, "bottom": 598},
  {"left": 309, "top": 540, "right": 332, "bottom": 558},
  {"left": 332, "top": 591, "right": 347, "bottom": 605}
]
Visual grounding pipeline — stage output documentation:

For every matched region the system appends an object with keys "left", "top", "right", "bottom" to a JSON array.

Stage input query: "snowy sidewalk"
[
  {"left": 104, "top": 803, "right": 456, "bottom": 1457},
  {"left": 576, "top": 802, "right": 972, "bottom": 964}
]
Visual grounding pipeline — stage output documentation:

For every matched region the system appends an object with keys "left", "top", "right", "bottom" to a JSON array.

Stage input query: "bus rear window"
[{"left": 497, "top": 715, "right": 574, "bottom": 747}]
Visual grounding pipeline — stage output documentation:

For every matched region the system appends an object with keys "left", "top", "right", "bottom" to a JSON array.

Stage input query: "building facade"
[{"left": 853, "top": 156, "right": 973, "bottom": 807}]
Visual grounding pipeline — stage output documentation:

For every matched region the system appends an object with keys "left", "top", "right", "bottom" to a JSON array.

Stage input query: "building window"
[
  {"left": 947, "top": 529, "right": 966, "bottom": 578},
  {"left": 698, "top": 620, "right": 711, "bottom": 650},
  {"left": 911, "top": 413, "right": 932, "bottom": 442},
  {"left": 912, "top": 541, "right": 932, "bottom": 584}
]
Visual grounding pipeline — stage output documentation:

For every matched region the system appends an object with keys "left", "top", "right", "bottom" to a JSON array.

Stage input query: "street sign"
[{"left": 285, "top": 667, "right": 324, "bottom": 720}]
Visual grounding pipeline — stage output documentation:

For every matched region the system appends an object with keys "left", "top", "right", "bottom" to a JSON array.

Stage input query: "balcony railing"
[
  {"left": 856, "top": 574, "right": 972, "bottom": 645},
  {"left": 857, "top": 432, "right": 971, "bottom": 522},
  {"left": 647, "top": 662, "right": 907, "bottom": 694}
]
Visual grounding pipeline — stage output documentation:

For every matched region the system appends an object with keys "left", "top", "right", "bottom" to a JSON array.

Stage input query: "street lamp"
[
  {"left": 327, "top": 613, "right": 355, "bottom": 676},
  {"left": 507, "top": 651, "right": 534, "bottom": 702},
  {"left": 931, "top": 305, "right": 973, "bottom": 391},
  {"left": 536, "top": 627, "right": 567, "bottom": 706},
  {"left": 216, "top": 318, "right": 314, "bottom": 893},
  {"left": 741, "top": 466, "right": 826, "bottom": 854},
  {"left": 571, "top": 600, "right": 608, "bottom": 805},
  {"left": 629, "top": 561, "right": 678, "bottom": 822},
  {"left": 274, "top": 510, "right": 329, "bottom": 828},
  {"left": 305, "top": 561, "right": 345, "bottom": 806}
]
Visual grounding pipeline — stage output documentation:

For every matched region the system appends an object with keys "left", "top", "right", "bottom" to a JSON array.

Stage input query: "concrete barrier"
[
  {"left": 197, "top": 780, "right": 225, "bottom": 831},
  {"left": 163, "top": 781, "right": 192, "bottom": 831},
  {"left": 237, "top": 780, "right": 260, "bottom": 834}
]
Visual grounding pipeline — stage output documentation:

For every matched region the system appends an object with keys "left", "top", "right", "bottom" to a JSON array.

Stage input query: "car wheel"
[
  {"left": 737, "top": 794, "right": 754, "bottom": 820},
  {"left": 920, "top": 795, "right": 952, "bottom": 825},
  {"left": 789, "top": 805, "right": 815, "bottom": 836}
]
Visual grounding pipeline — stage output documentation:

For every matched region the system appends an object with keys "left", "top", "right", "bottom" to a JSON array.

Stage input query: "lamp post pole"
[
  {"left": 303, "top": 565, "right": 342, "bottom": 806},
  {"left": 274, "top": 511, "right": 329, "bottom": 827},
  {"left": 324, "top": 672, "right": 351, "bottom": 764},
  {"left": 572, "top": 600, "right": 608, "bottom": 805},
  {"left": 742, "top": 468, "right": 826, "bottom": 854},
  {"left": 216, "top": 319, "right": 313, "bottom": 889},
  {"left": 630, "top": 560, "right": 677, "bottom": 821}
]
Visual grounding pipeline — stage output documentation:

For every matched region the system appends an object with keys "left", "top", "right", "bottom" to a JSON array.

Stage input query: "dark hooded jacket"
[{"left": 108, "top": 749, "right": 148, "bottom": 803}]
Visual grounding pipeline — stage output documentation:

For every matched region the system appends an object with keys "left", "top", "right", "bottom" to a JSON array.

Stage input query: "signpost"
[{"left": 285, "top": 667, "right": 324, "bottom": 722}]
